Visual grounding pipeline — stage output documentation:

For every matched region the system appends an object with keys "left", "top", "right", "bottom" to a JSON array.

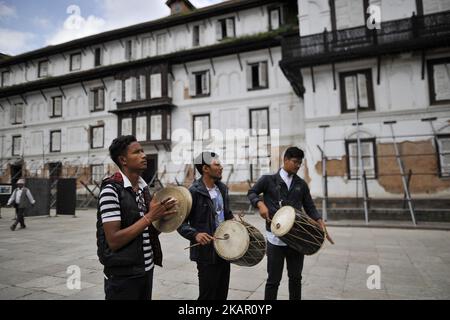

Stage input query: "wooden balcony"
[{"left": 281, "top": 10, "right": 450, "bottom": 68}]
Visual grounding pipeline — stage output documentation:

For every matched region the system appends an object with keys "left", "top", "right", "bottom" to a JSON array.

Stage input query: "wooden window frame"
[
  {"left": 70, "top": 52, "right": 82, "bottom": 71},
  {"left": 50, "top": 130, "right": 62, "bottom": 153},
  {"left": 249, "top": 107, "right": 270, "bottom": 135},
  {"left": 218, "top": 17, "right": 236, "bottom": 40},
  {"left": 247, "top": 61, "right": 269, "bottom": 91},
  {"left": 249, "top": 107, "right": 271, "bottom": 182},
  {"left": 1, "top": 71, "right": 10, "bottom": 87},
  {"left": 149, "top": 112, "right": 164, "bottom": 142},
  {"left": 126, "top": 40, "right": 133, "bottom": 61},
  {"left": 427, "top": 57, "right": 450, "bottom": 105},
  {"left": 436, "top": 134, "right": 450, "bottom": 178},
  {"left": 119, "top": 114, "right": 134, "bottom": 137},
  {"left": 193, "top": 25, "right": 201, "bottom": 47},
  {"left": 193, "top": 114, "right": 211, "bottom": 141},
  {"left": 11, "top": 103, "right": 24, "bottom": 124},
  {"left": 268, "top": 6, "right": 282, "bottom": 31},
  {"left": 339, "top": 69, "right": 375, "bottom": 113},
  {"left": 50, "top": 96, "right": 63, "bottom": 118},
  {"left": 345, "top": 138, "right": 378, "bottom": 180},
  {"left": 135, "top": 112, "right": 148, "bottom": 142},
  {"left": 90, "top": 125, "right": 104, "bottom": 149},
  {"left": 91, "top": 87, "right": 105, "bottom": 112},
  {"left": 38, "top": 60, "right": 49, "bottom": 78},
  {"left": 94, "top": 47, "right": 102, "bottom": 67},
  {"left": 191, "top": 70, "right": 211, "bottom": 98},
  {"left": 90, "top": 164, "right": 104, "bottom": 184},
  {"left": 12, "top": 135, "right": 21, "bottom": 156}
]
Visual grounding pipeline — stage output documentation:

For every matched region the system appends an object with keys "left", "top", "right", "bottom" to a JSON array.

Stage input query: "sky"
[{"left": 0, "top": 0, "right": 224, "bottom": 56}]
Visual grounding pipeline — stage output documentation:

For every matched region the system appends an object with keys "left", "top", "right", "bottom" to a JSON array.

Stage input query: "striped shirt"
[{"left": 99, "top": 171, "right": 153, "bottom": 271}]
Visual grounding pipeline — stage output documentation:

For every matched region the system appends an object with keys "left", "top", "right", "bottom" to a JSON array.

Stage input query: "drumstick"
[{"left": 184, "top": 234, "right": 229, "bottom": 250}]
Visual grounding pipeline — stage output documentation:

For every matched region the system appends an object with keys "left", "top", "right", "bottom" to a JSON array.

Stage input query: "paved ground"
[{"left": 0, "top": 207, "right": 449, "bottom": 300}]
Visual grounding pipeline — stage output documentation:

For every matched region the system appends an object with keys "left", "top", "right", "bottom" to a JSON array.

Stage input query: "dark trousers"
[
  {"left": 11, "top": 206, "right": 26, "bottom": 229},
  {"left": 197, "top": 259, "right": 230, "bottom": 300},
  {"left": 265, "top": 241, "right": 304, "bottom": 300},
  {"left": 104, "top": 269, "right": 154, "bottom": 300}
]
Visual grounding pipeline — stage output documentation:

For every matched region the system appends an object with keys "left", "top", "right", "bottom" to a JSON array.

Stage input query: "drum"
[
  {"left": 271, "top": 206, "right": 325, "bottom": 255},
  {"left": 152, "top": 186, "right": 192, "bottom": 233},
  {"left": 214, "top": 220, "right": 266, "bottom": 267}
]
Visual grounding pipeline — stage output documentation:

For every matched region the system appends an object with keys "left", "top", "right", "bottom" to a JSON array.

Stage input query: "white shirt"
[
  {"left": 266, "top": 168, "right": 293, "bottom": 247},
  {"left": 279, "top": 167, "right": 293, "bottom": 190},
  {"left": 7, "top": 187, "right": 35, "bottom": 206}
]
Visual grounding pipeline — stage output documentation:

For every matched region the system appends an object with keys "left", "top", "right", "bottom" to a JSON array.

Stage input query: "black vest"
[{"left": 96, "top": 179, "right": 146, "bottom": 277}]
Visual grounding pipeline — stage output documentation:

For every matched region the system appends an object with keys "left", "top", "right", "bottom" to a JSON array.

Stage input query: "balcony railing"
[{"left": 282, "top": 10, "right": 450, "bottom": 65}]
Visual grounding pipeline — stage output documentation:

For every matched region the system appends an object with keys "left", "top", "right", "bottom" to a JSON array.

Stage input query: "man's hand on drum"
[
  {"left": 257, "top": 201, "right": 270, "bottom": 221},
  {"left": 317, "top": 219, "right": 334, "bottom": 245},
  {"left": 145, "top": 197, "right": 178, "bottom": 223},
  {"left": 195, "top": 232, "right": 215, "bottom": 245}
]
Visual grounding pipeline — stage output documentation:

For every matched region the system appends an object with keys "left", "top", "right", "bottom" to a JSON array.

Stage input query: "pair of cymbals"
[{"left": 152, "top": 186, "right": 192, "bottom": 233}]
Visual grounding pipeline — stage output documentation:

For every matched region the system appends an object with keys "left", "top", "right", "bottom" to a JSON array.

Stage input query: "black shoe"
[
  {"left": 10, "top": 225, "right": 16, "bottom": 231},
  {"left": 20, "top": 225, "right": 26, "bottom": 229}
]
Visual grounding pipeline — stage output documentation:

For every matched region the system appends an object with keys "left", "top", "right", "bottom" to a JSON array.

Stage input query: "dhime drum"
[
  {"left": 214, "top": 220, "right": 266, "bottom": 267},
  {"left": 152, "top": 186, "right": 192, "bottom": 233},
  {"left": 271, "top": 206, "right": 325, "bottom": 255}
]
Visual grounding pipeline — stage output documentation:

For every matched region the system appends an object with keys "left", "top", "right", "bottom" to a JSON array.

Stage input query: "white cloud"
[
  {"left": 46, "top": 12, "right": 106, "bottom": 45},
  {"left": 0, "top": 1, "right": 16, "bottom": 19},
  {"left": 0, "top": 28, "right": 35, "bottom": 55},
  {"left": 100, "top": 0, "right": 169, "bottom": 30},
  {"left": 33, "top": 17, "right": 51, "bottom": 29},
  {"left": 190, "top": 0, "right": 224, "bottom": 7},
  {"left": 45, "top": 0, "right": 226, "bottom": 47}
]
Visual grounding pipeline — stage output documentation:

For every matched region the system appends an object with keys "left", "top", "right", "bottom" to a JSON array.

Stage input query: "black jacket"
[
  {"left": 247, "top": 170, "right": 322, "bottom": 231},
  {"left": 96, "top": 173, "right": 162, "bottom": 277},
  {"left": 177, "top": 178, "right": 233, "bottom": 264}
]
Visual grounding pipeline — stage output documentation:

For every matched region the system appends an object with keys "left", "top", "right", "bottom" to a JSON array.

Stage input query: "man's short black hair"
[
  {"left": 194, "top": 151, "right": 219, "bottom": 175},
  {"left": 284, "top": 147, "right": 304, "bottom": 160},
  {"left": 109, "top": 135, "right": 137, "bottom": 169}
]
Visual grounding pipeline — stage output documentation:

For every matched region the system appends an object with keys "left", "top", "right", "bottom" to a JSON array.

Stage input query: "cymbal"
[
  {"left": 152, "top": 186, "right": 192, "bottom": 233},
  {"left": 175, "top": 186, "right": 192, "bottom": 214}
]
